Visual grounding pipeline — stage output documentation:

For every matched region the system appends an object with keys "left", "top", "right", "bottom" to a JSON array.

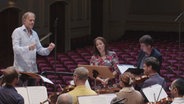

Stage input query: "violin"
[
  {"left": 40, "top": 85, "right": 75, "bottom": 104},
  {"left": 133, "top": 75, "right": 149, "bottom": 84},
  {"left": 146, "top": 97, "right": 173, "bottom": 104},
  {"left": 95, "top": 86, "right": 121, "bottom": 94}
]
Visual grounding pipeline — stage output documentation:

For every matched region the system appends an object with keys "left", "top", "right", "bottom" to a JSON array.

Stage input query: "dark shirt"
[
  {"left": 0, "top": 85, "right": 24, "bottom": 104},
  {"left": 141, "top": 73, "right": 166, "bottom": 103},
  {"left": 142, "top": 73, "right": 166, "bottom": 89},
  {"left": 137, "top": 48, "right": 162, "bottom": 73}
]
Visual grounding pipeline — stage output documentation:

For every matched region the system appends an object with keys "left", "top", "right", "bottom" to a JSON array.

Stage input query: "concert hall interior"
[{"left": 0, "top": 0, "right": 184, "bottom": 104}]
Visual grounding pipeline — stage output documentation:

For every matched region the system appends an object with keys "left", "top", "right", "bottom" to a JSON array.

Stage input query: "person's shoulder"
[
  {"left": 32, "top": 30, "right": 38, "bottom": 36},
  {"left": 152, "top": 48, "right": 162, "bottom": 56},
  {"left": 13, "top": 26, "right": 22, "bottom": 32},
  {"left": 134, "top": 90, "right": 142, "bottom": 95},
  {"left": 142, "top": 77, "right": 154, "bottom": 88},
  {"left": 89, "top": 89, "right": 97, "bottom": 94}
]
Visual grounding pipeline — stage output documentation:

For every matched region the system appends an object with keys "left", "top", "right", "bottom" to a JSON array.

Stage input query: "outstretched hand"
[{"left": 47, "top": 42, "right": 55, "bottom": 51}]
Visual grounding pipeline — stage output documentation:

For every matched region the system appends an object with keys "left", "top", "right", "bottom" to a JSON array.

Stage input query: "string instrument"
[
  {"left": 95, "top": 87, "right": 121, "bottom": 94},
  {"left": 146, "top": 97, "right": 173, "bottom": 104},
  {"left": 40, "top": 85, "right": 75, "bottom": 104},
  {"left": 133, "top": 75, "right": 149, "bottom": 84}
]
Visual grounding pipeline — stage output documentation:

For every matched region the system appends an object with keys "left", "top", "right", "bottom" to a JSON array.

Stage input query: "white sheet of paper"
[
  {"left": 27, "top": 86, "right": 48, "bottom": 104},
  {"left": 117, "top": 64, "right": 135, "bottom": 74},
  {"left": 39, "top": 75, "right": 54, "bottom": 84},
  {"left": 70, "top": 80, "right": 91, "bottom": 89},
  {"left": 16, "top": 86, "right": 48, "bottom": 104},
  {"left": 78, "top": 94, "right": 116, "bottom": 104},
  {"left": 142, "top": 84, "right": 168, "bottom": 102},
  {"left": 16, "top": 87, "right": 30, "bottom": 104}
]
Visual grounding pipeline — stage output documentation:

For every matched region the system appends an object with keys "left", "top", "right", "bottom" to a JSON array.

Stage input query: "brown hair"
[
  {"left": 93, "top": 37, "right": 108, "bottom": 56},
  {"left": 3, "top": 66, "right": 19, "bottom": 84},
  {"left": 120, "top": 72, "right": 134, "bottom": 87},
  {"left": 144, "top": 57, "right": 160, "bottom": 72},
  {"left": 139, "top": 35, "right": 153, "bottom": 46}
]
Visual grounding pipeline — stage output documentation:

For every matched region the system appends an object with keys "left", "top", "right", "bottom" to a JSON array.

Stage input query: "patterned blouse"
[{"left": 90, "top": 51, "right": 119, "bottom": 72}]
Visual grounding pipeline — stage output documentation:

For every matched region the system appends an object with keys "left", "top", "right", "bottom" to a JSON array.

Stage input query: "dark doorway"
[
  {"left": 91, "top": 0, "right": 103, "bottom": 39},
  {"left": 0, "top": 8, "right": 20, "bottom": 68},
  {"left": 50, "top": 1, "right": 66, "bottom": 53}
]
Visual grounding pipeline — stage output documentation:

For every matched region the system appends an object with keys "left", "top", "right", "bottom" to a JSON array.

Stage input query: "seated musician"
[
  {"left": 112, "top": 72, "right": 144, "bottom": 104},
  {"left": 56, "top": 93, "right": 73, "bottom": 104},
  {"left": 141, "top": 57, "right": 166, "bottom": 89},
  {"left": 141, "top": 57, "right": 166, "bottom": 103},
  {"left": 90, "top": 37, "right": 119, "bottom": 86},
  {"left": 170, "top": 78, "right": 184, "bottom": 104},
  {"left": 0, "top": 66, "right": 24, "bottom": 104},
  {"left": 68, "top": 67, "right": 97, "bottom": 104},
  {"left": 137, "top": 35, "right": 162, "bottom": 74}
]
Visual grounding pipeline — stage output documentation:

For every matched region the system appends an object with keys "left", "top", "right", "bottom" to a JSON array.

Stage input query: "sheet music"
[
  {"left": 142, "top": 84, "right": 168, "bottom": 102},
  {"left": 117, "top": 64, "right": 135, "bottom": 74},
  {"left": 27, "top": 86, "right": 48, "bottom": 104},
  {"left": 78, "top": 94, "right": 116, "bottom": 104},
  {"left": 16, "top": 87, "right": 30, "bottom": 104},
  {"left": 39, "top": 75, "right": 54, "bottom": 84}
]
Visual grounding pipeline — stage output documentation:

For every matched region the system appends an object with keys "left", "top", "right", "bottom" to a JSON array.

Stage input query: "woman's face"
[{"left": 95, "top": 39, "right": 105, "bottom": 54}]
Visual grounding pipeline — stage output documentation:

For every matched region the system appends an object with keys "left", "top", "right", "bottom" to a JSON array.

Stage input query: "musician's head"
[
  {"left": 119, "top": 72, "right": 134, "bottom": 87},
  {"left": 73, "top": 67, "right": 89, "bottom": 85},
  {"left": 93, "top": 37, "right": 108, "bottom": 56},
  {"left": 170, "top": 78, "right": 184, "bottom": 97},
  {"left": 2, "top": 66, "right": 19, "bottom": 86},
  {"left": 143, "top": 57, "right": 159, "bottom": 76},
  {"left": 139, "top": 35, "right": 153, "bottom": 54},
  {"left": 22, "top": 11, "right": 35, "bottom": 30},
  {"left": 56, "top": 93, "right": 73, "bottom": 104}
]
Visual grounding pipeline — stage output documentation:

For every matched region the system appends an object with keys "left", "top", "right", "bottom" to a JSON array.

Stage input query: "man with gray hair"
[
  {"left": 11, "top": 11, "right": 55, "bottom": 86},
  {"left": 68, "top": 67, "right": 97, "bottom": 104},
  {"left": 56, "top": 93, "right": 72, "bottom": 104}
]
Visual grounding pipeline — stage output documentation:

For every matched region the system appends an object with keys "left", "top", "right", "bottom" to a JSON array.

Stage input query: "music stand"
[
  {"left": 20, "top": 72, "right": 54, "bottom": 86},
  {"left": 78, "top": 65, "right": 114, "bottom": 89},
  {"left": 78, "top": 65, "right": 114, "bottom": 79},
  {"left": 20, "top": 72, "right": 41, "bottom": 79}
]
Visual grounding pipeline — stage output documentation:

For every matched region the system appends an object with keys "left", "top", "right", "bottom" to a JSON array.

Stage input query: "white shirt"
[
  {"left": 171, "top": 97, "right": 184, "bottom": 104},
  {"left": 12, "top": 25, "right": 50, "bottom": 73}
]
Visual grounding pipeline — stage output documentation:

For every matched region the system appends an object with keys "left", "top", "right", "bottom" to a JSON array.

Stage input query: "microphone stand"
[{"left": 174, "top": 11, "right": 184, "bottom": 75}]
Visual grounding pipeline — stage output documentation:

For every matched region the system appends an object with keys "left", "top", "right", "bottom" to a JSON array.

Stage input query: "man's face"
[
  {"left": 24, "top": 14, "right": 35, "bottom": 30},
  {"left": 170, "top": 81, "right": 177, "bottom": 97},
  {"left": 140, "top": 43, "right": 151, "bottom": 53},
  {"left": 143, "top": 63, "right": 151, "bottom": 75}
]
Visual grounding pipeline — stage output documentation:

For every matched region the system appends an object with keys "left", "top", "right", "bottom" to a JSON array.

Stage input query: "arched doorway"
[
  {"left": 0, "top": 8, "right": 20, "bottom": 68},
  {"left": 50, "top": 1, "right": 67, "bottom": 53}
]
